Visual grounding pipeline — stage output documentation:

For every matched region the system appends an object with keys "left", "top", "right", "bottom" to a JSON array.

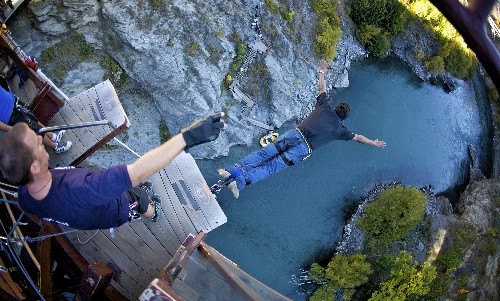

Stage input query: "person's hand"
[
  {"left": 181, "top": 112, "right": 225, "bottom": 151},
  {"left": 374, "top": 139, "right": 386, "bottom": 148},
  {"left": 319, "top": 59, "right": 328, "bottom": 74}
]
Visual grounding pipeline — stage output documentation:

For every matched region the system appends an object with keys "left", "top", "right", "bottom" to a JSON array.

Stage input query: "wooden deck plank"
[
  {"left": 71, "top": 230, "right": 151, "bottom": 295},
  {"left": 47, "top": 81, "right": 128, "bottom": 168},
  {"left": 164, "top": 159, "right": 213, "bottom": 232},
  {"left": 125, "top": 222, "right": 171, "bottom": 266},
  {"left": 77, "top": 86, "right": 108, "bottom": 139},
  {"left": 149, "top": 172, "right": 190, "bottom": 246},
  {"left": 100, "top": 229, "right": 163, "bottom": 278},
  {"left": 114, "top": 224, "right": 168, "bottom": 270},
  {"left": 61, "top": 229, "right": 141, "bottom": 300},
  {"left": 93, "top": 81, "right": 130, "bottom": 128},
  {"left": 173, "top": 152, "right": 227, "bottom": 231},
  {"left": 140, "top": 216, "right": 180, "bottom": 258},
  {"left": 157, "top": 170, "right": 194, "bottom": 240}
]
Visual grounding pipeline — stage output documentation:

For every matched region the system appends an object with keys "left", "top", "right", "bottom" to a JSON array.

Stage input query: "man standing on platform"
[{"left": 0, "top": 113, "right": 225, "bottom": 230}]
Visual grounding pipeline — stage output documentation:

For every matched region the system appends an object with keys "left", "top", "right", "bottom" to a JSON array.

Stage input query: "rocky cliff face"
[{"left": 8, "top": 0, "right": 365, "bottom": 161}]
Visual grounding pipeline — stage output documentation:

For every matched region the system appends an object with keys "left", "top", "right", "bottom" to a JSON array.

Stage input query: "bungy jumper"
[{"left": 0, "top": 16, "right": 291, "bottom": 301}]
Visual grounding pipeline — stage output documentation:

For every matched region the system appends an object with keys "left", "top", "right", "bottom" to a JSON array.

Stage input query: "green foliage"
[
  {"left": 223, "top": 74, "right": 233, "bottom": 90},
  {"left": 214, "top": 29, "right": 224, "bottom": 38},
  {"left": 486, "top": 242, "right": 498, "bottom": 256},
  {"left": 315, "top": 17, "right": 343, "bottom": 60},
  {"left": 424, "top": 55, "right": 445, "bottom": 74},
  {"left": 40, "top": 33, "right": 94, "bottom": 85},
  {"left": 74, "top": 33, "right": 93, "bottom": 56},
  {"left": 312, "top": 0, "right": 342, "bottom": 61},
  {"left": 159, "top": 119, "right": 171, "bottom": 143},
  {"left": 376, "top": 254, "right": 394, "bottom": 269},
  {"left": 280, "top": 8, "right": 295, "bottom": 22},
  {"left": 309, "top": 255, "right": 373, "bottom": 301},
  {"left": 101, "top": 56, "right": 127, "bottom": 90},
  {"left": 436, "top": 245, "right": 462, "bottom": 271},
  {"left": 367, "top": 32, "right": 390, "bottom": 59},
  {"left": 440, "top": 40, "right": 477, "bottom": 78},
  {"left": 308, "top": 262, "right": 326, "bottom": 283},
  {"left": 406, "top": 0, "right": 477, "bottom": 78},
  {"left": 357, "top": 185, "right": 427, "bottom": 245},
  {"left": 309, "top": 285, "right": 335, "bottom": 301},
  {"left": 358, "top": 24, "right": 382, "bottom": 45},
  {"left": 148, "top": 0, "right": 168, "bottom": 10},
  {"left": 368, "top": 251, "right": 437, "bottom": 301},
  {"left": 265, "top": 0, "right": 279, "bottom": 14},
  {"left": 350, "top": 0, "right": 406, "bottom": 35},
  {"left": 186, "top": 42, "right": 199, "bottom": 57},
  {"left": 230, "top": 43, "right": 247, "bottom": 72},
  {"left": 407, "top": 0, "right": 458, "bottom": 42}
]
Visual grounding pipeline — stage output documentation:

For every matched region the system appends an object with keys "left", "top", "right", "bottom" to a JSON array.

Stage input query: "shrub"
[
  {"left": 436, "top": 245, "right": 462, "bottom": 271},
  {"left": 265, "top": 0, "right": 279, "bottom": 15},
  {"left": 280, "top": 8, "right": 295, "bottom": 22},
  {"left": 440, "top": 40, "right": 477, "bottom": 78},
  {"left": 369, "top": 251, "right": 437, "bottom": 301},
  {"left": 315, "top": 17, "right": 343, "bottom": 60},
  {"left": 357, "top": 185, "right": 427, "bottom": 245},
  {"left": 425, "top": 55, "right": 445, "bottom": 74},
  {"left": 159, "top": 119, "right": 171, "bottom": 143},
  {"left": 309, "top": 254, "right": 373, "bottom": 300},
  {"left": 224, "top": 74, "right": 233, "bottom": 89},
  {"left": 230, "top": 43, "right": 247, "bottom": 72},
  {"left": 350, "top": 0, "right": 406, "bottom": 35},
  {"left": 367, "top": 32, "right": 390, "bottom": 59},
  {"left": 359, "top": 24, "right": 382, "bottom": 45},
  {"left": 102, "top": 56, "right": 127, "bottom": 90},
  {"left": 186, "top": 42, "right": 199, "bottom": 57}
]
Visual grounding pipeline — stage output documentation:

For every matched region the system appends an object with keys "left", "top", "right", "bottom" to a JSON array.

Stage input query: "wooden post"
[{"left": 74, "top": 262, "right": 113, "bottom": 301}]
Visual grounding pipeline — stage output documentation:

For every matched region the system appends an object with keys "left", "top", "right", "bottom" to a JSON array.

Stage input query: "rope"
[
  {"left": 113, "top": 137, "right": 142, "bottom": 158},
  {"left": 77, "top": 230, "right": 99, "bottom": 245}
]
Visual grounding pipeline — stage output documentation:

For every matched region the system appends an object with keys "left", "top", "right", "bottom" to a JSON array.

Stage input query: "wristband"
[{"left": 319, "top": 70, "right": 325, "bottom": 74}]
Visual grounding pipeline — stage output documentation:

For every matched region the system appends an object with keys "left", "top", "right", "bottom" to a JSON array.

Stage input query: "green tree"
[
  {"left": 440, "top": 40, "right": 477, "bottom": 78},
  {"left": 312, "top": 0, "right": 342, "bottom": 61},
  {"left": 315, "top": 17, "right": 343, "bottom": 60},
  {"left": 357, "top": 185, "right": 427, "bottom": 245},
  {"left": 358, "top": 24, "right": 382, "bottom": 45},
  {"left": 230, "top": 43, "right": 247, "bottom": 72},
  {"left": 309, "top": 254, "right": 373, "bottom": 300},
  {"left": 367, "top": 33, "right": 390, "bottom": 59},
  {"left": 369, "top": 251, "right": 437, "bottom": 301},
  {"left": 425, "top": 55, "right": 445, "bottom": 74},
  {"left": 350, "top": 0, "right": 406, "bottom": 35}
]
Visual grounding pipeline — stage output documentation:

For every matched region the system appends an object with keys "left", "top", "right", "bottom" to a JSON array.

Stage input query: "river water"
[{"left": 197, "top": 57, "right": 492, "bottom": 300}]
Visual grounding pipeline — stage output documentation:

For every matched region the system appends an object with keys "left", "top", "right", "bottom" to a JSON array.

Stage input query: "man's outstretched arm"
[
  {"left": 352, "top": 134, "right": 386, "bottom": 148},
  {"left": 127, "top": 112, "right": 225, "bottom": 186}
]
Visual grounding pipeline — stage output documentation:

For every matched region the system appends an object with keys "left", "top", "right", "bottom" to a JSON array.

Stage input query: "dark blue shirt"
[
  {"left": 298, "top": 92, "right": 355, "bottom": 150},
  {"left": 0, "top": 86, "right": 15, "bottom": 124},
  {"left": 18, "top": 165, "right": 132, "bottom": 230}
]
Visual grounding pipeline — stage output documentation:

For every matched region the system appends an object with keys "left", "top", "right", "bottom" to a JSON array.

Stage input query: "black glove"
[{"left": 181, "top": 112, "right": 224, "bottom": 151}]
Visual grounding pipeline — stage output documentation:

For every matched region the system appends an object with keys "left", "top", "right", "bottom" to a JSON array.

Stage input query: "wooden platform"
[
  {"left": 47, "top": 80, "right": 130, "bottom": 167},
  {"left": 59, "top": 151, "right": 227, "bottom": 300}
]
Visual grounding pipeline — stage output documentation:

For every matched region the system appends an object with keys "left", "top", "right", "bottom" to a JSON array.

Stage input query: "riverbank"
[{"left": 331, "top": 148, "right": 499, "bottom": 300}]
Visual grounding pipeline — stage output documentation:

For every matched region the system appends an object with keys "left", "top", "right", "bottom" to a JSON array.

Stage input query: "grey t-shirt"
[{"left": 298, "top": 92, "right": 355, "bottom": 150}]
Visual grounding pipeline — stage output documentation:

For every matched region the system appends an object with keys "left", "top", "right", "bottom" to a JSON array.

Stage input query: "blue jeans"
[{"left": 225, "top": 129, "right": 311, "bottom": 190}]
